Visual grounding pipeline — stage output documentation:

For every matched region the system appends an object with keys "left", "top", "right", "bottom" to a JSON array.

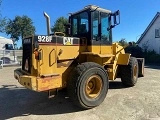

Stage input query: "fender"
[{"left": 117, "top": 53, "right": 131, "bottom": 65}]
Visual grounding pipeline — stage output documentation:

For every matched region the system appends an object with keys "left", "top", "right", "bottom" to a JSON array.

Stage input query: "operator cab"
[{"left": 68, "top": 5, "right": 120, "bottom": 45}]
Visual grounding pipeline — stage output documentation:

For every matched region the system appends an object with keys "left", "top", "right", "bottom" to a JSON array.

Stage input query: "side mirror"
[
  {"left": 107, "top": 10, "right": 120, "bottom": 31},
  {"left": 113, "top": 10, "right": 120, "bottom": 25}
]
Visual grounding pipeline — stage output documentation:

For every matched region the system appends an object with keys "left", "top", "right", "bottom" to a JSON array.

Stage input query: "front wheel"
[
  {"left": 119, "top": 57, "right": 139, "bottom": 87},
  {"left": 67, "top": 62, "right": 109, "bottom": 109}
]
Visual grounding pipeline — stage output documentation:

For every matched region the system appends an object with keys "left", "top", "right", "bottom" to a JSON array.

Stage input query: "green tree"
[
  {"left": 118, "top": 38, "right": 128, "bottom": 46},
  {"left": 0, "top": 17, "right": 7, "bottom": 32},
  {"left": 51, "top": 17, "right": 68, "bottom": 33},
  {"left": 5, "top": 15, "right": 35, "bottom": 41},
  {"left": 19, "top": 46, "right": 23, "bottom": 50},
  {"left": 0, "top": 0, "right": 7, "bottom": 33}
]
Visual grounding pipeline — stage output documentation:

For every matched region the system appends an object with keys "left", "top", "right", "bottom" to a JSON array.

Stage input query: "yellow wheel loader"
[{"left": 14, "top": 5, "right": 144, "bottom": 109}]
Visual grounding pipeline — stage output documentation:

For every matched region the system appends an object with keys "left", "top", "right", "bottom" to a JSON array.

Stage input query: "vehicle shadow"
[
  {"left": 0, "top": 85, "right": 83, "bottom": 120},
  {"left": 0, "top": 80, "right": 130, "bottom": 119},
  {"left": 145, "top": 64, "right": 160, "bottom": 70},
  {"left": 109, "top": 80, "right": 129, "bottom": 89}
]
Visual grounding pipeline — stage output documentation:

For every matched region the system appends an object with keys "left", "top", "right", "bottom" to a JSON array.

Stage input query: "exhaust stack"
[{"left": 44, "top": 12, "right": 51, "bottom": 36}]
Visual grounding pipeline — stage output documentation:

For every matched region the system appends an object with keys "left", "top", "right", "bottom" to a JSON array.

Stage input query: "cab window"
[
  {"left": 92, "top": 11, "right": 111, "bottom": 45},
  {"left": 72, "top": 12, "right": 89, "bottom": 37},
  {"left": 101, "top": 13, "right": 110, "bottom": 44},
  {"left": 92, "top": 11, "right": 99, "bottom": 40}
]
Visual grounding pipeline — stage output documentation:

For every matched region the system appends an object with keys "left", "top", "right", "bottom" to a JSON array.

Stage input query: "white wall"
[
  {"left": 0, "top": 37, "right": 13, "bottom": 50},
  {"left": 138, "top": 15, "right": 160, "bottom": 54}
]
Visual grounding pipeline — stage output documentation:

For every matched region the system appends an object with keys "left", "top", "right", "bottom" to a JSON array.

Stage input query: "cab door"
[{"left": 92, "top": 11, "right": 112, "bottom": 54}]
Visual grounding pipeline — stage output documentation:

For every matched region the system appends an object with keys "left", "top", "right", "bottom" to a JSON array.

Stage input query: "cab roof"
[{"left": 70, "top": 5, "right": 111, "bottom": 15}]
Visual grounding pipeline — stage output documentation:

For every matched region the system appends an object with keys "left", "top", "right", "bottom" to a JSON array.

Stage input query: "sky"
[{"left": 0, "top": 0, "right": 160, "bottom": 47}]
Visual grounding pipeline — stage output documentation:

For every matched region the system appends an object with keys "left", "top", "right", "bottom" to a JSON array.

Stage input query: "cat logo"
[
  {"left": 63, "top": 37, "right": 73, "bottom": 45},
  {"left": 25, "top": 59, "right": 29, "bottom": 71}
]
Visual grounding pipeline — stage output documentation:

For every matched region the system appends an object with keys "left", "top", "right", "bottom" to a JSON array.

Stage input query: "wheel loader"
[{"left": 14, "top": 5, "right": 144, "bottom": 109}]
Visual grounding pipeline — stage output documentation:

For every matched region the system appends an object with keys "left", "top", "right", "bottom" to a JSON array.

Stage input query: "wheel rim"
[
  {"left": 85, "top": 75, "right": 102, "bottom": 98},
  {"left": 133, "top": 64, "right": 138, "bottom": 79}
]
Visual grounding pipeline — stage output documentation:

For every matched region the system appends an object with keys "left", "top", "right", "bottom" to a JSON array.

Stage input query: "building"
[
  {"left": 0, "top": 36, "right": 13, "bottom": 50},
  {"left": 137, "top": 12, "right": 160, "bottom": 54}
]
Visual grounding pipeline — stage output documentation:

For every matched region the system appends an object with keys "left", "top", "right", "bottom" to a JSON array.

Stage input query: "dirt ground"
[{"left": 0, "top": 65, "right": 160, "bottom": 120}]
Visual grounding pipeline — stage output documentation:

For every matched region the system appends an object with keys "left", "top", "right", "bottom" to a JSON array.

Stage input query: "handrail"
[{"left": 54, "top": 32, "right": 65, "bottom": 36}]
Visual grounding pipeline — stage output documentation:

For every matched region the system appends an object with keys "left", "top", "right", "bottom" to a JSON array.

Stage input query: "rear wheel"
[
  {"left": 67, "top": 62, "right": 109, "bottom": 109},
  {"left": 119, "top": 57, "right": 139, "bottom": 87}
]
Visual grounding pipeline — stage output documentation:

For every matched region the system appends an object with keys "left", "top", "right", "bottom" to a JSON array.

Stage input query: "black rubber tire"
[
  {"left": 67, "top": 62, "right": 109, "bottom": 109},
  {"left": 137, "top": 58, "right": 144, "bottom": 77},
  {"left": 119, "top": 57, "right": 139, "bottom": 87}
]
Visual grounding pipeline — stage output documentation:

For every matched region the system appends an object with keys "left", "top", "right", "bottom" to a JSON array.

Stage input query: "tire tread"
[{"left": 67, "top": 62, "right": 108, "bottom": 109}]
